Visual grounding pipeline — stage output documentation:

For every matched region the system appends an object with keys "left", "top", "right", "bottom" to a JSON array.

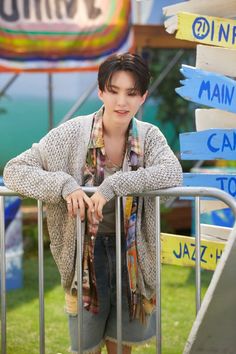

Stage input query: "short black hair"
[{"left": 98, "top": 53, "right": 151, "bottom": 95}]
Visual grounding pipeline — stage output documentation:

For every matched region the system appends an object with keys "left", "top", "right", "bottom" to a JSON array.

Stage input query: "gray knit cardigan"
[{"left": 3, "top": 112, "right": 183, "bottom": 299}]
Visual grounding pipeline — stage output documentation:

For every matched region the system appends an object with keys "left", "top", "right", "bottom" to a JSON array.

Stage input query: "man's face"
[{"left": 98, "top": 70, "right": 147, "bottom": 126}]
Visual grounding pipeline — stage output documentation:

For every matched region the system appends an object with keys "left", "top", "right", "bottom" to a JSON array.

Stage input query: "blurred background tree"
[{"left": 144, "top": 48, "right": 197, "bottom": 171}]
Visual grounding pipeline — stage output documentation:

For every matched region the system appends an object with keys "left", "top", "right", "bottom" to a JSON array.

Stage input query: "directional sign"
[
  {"left": 200, "top": 200, "right": 228, "bottom": 213},
  {"left": 161, "top": 233, "right": 225, "bottom": 271},
  {"left": 180, "top": 129, "right": 236, "bottom": 160},
  {"left": 184, "top": 173, "right": 236, "bottom": 199},
  {"left": 163, "top": 1, "right": 236, "bottom": 34},
  {"left": 176, "top": 65, "right": 236, "bottom": 114},
  {"left": 196, "top": 45, "right": 236, "bottom": 78},
  {"left": 195, "top": 109, "right": 236, "bottom": 131},
  {"left": 201, "top": 224, "right": 231, "bottom": 242},
  {"left": 163, "top": 0, "right": 236, "bottom": 21},
  {"left": 176, "top": 12, "right": 236, "bottom": 49}
]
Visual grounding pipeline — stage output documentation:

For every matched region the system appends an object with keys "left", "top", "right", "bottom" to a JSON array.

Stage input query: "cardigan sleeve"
[
  {"left": 97, "top": 125, "right": 183, "bottom": 201},
  {"left": 3, "top": 123, "right": 81, "bottom": 204}
]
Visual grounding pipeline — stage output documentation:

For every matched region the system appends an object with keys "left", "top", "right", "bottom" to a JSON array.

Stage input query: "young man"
[{"left": 4, "top": 53, "right": 183, "bottom": 353}]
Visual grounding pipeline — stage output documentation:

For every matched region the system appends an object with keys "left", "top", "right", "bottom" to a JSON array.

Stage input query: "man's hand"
[
  {"left": 87, "top": 191, "right": 107, "bottom": 223},
  {"left": 65, "top": 189, "right": 94, "bottom": 220}
]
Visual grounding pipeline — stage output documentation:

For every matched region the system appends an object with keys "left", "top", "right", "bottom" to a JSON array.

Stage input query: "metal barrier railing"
[{"left": 1, "top": 186, "right": 236, "bottom": 354}]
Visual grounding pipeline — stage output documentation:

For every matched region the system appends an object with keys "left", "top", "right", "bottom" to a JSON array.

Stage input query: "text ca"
[{"left": 207, "top": 132, "right": 236, "bottom": 153}]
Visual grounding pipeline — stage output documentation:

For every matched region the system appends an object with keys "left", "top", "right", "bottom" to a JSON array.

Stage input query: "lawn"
[{"left": 5, "top": 250, "right": 212, "bottom": 354}]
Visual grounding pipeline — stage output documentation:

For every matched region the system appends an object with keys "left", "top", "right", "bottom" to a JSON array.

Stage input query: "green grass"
[
  {"left": 5, "top": 251, "right": 212, "bottom": 354},
  {"left": 6, "top": 251, "right": 66, "bottom": 354}
]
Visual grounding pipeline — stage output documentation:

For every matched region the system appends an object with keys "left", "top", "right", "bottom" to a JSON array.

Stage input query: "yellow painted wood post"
[
  {"left": 176, "top": 12, "right": 236, "bottom": 49},
  {"left": 161, "top": 233, "right": 225, "bottom": 271}
]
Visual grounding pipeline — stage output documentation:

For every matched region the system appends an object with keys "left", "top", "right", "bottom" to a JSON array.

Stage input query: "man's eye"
[
  {"left": 110, "top": 90, "right": 117, "bottom": 94},
  {"left": 128, "top": 92, "right": 137, "bottom": 96}
]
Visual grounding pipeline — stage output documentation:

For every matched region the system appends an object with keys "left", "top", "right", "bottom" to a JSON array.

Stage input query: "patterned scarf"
[{"left": 82, "top": 106, "right": 144, "bottom": 320}]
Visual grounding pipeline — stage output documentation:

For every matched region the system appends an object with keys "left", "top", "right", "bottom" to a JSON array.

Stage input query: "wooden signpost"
[
  {"left": 196, "top": 44, "right": 236, "bottom": 77},
  {"left": 176, "top": 12, "right": 236, "bottom": 49},
  {"left": 195, "top": 109, "right": 236, "bottom": 131},
  {"left": 161, "top": 233, "right": 225, "bottom": 271},
  {"left": 184, "top": 173, "right": 236, "bottom": 199},
  {"left": 163, "top": 2, "right": 236, "bottom": 352},
  {"left": 163, "top": 0, "right": 236, "bottom": 34},
  {"left": 162, "top": 3, "right": 236, "bottom": 236},
  {"left": 200, "top": 224, "right": 231, "bottom": 242},
  {"left": 180, "top": 129, "right": 236, "bottom": 160},
  {"left": 163, "top": 0, "right": 236, "bottom": 23},
  {"left": 176, "top": 65, "right": 236, "bottom": 113}
]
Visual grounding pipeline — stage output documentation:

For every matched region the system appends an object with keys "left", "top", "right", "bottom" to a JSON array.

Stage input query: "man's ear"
[
  {"left": 98, "top": 89, "right": 103, "bottom": 101},
  {"left": 141, "top": 91, "right": 148, "bottom": 105}
]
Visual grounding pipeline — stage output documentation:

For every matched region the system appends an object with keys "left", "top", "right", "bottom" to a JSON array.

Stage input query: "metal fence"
[{"left": 1, "top": 186, "right": 236, "bottom": 354}]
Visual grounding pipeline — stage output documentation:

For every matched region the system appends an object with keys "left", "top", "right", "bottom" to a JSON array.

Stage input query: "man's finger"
[
  {"left": 91, "top": 201, "right": 100, "bottom": 221},
  {"left": 77, "top": 198, "right": 85, "bottom": 220},
  {"left": 87, "top": 208, "right": 93, "bottom": 224},
  {"left": 70, "top": 199, "right": 78, "bottom": 217},
  {"left": 97, "top": 201, "right": 103, "bottom": 220},
  {"left": 66, "top": 199, "right": 73, "bottom": 216},
  {"left": 84, "top": 194, "right": 94, "bottom": 212}
]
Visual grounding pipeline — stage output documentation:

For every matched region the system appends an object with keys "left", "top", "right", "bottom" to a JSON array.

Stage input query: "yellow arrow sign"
[
  {"left": 176, "top": 12, "right": 236, "bottom": 49},
  {"left": 161, "top": 233, "right": 225, "bottom": 271}
]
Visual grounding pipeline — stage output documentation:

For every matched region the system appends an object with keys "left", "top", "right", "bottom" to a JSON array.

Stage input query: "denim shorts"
[{"left": 68, "top": 234, "right": 156, "bottom": 353}]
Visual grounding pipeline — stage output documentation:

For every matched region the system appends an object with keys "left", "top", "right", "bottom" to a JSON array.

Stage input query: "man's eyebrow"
[
  {"left": 109, "top": 84, "right": 137, "bottom": 91},
  {"left": 108, "top": 84, "right": 118, "bottom": 89}
]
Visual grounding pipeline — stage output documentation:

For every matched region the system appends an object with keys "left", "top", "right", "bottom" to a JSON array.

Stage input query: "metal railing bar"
[
  {"left": 1, "top": 186, "right": 236, "bottom": 354},
  {"left": 76, "top": 214, "right": 83, "bottom": 354},
  {"left": 115, "top": 197, "right": 122, "bottom": 354},
  {"left": 155, "top": 196, "right": 162, "bottom": 354},
  {"left": 0, "top": 186, "right": 20, "bottom": 196},
  {"left": 77, "top": 187, "right": 236, "bottom": 217},
  {"left": 195, "top": 197, "right": 201, "bottom": 314},
  {"left": 38, "top": 200, "right": 45, "bottom": 354},
  {"left": 48, "top": 73, "right": 54, "bottom": 131},
  {"left": 0, "top": 196, "right": 6, "bottom": 354},
  {"left": 1, "top": 187, "right": 236, "bottom": 218}
]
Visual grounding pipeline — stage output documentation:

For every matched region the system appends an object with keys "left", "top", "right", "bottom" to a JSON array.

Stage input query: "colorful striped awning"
[{"left": 0, "top": 0, "right": 133, "bottom": 72}]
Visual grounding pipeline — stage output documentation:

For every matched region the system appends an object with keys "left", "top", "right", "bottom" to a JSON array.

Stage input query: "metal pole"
[
  {"left": 115, "top": 197, "right": 122, "bottom": 354},
  {"left": 38, "top": 200, "right": 45, "bottom": 354},
  {"left": 48, "top": 73, "right": 53, "bottom": 131},
  {"left": 138, "top": 47, "right": 184, "bottom": 121},
  {"left": 0, "top": 74, "right": 19, "bottom": 98},
  {"left": 59, "top": 81, "right": 97, "bottom": 125},
  {"left": 135, "top": 0, "right": 142, "bottom": 24},
  {"left": 77, "top": 214, "right": 83, "bottom": 353},
  {"left": 155, "top": 196, "right": 162, "bottom": 354},
  {"left": 135, "top": 0, "right": 143, "bottom": 120},
  {"left": 137, "top": 105, "right": 143, "bottom": 121},
  {"left": 133, "top": 187, "right": 236, "bottom": 218},
  {"left": 195, "top": 197, "right": 201, "bottom": 314},
  {"left": 0, "top": 196, "right": 6, "bottom": 354}
]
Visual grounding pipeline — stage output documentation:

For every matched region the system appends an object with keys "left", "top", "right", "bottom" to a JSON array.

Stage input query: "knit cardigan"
[{"left": 3, "top": 112, "right": 183, "bottom": 299}]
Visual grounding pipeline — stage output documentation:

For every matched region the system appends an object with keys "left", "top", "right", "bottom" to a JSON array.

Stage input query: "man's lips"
[{"left": 114, "top": 110, "right": 129, "bottom": 114}]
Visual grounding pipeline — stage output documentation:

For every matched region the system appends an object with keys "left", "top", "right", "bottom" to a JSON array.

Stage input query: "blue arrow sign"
[
  {"left": 184, "top": 172, "right": 236, "bottom": 198},
  {"left": 176, "top": 65, "right": 236, "bottom": 113},
  {"left": 180, "top": 129, "right": 236, "bottom": 160}
]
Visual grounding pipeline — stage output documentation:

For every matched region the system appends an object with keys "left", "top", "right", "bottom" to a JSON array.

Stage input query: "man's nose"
[{"left": 116, "top": 93, "right": 127, "bottom": 105}]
